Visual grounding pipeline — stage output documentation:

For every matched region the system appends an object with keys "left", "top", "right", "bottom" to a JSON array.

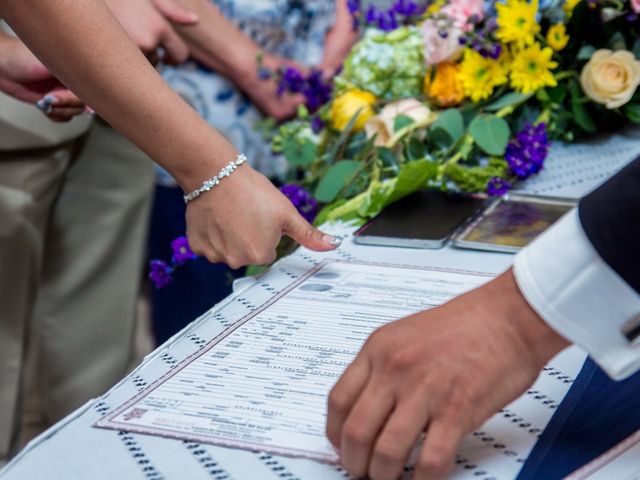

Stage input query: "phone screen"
[{"left": 354, "top": 191, "right": 487, "bottom": 248}]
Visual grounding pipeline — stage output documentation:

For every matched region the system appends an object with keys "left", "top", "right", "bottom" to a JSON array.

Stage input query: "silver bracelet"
[{"left": 183, "top": 154, "right": 247, "bottom": 204}]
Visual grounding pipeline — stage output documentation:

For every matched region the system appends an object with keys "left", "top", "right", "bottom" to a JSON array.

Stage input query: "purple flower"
[
  {"left": 505, "top": 123, "right": 550, "bottom": 180},
  {"left": 347, "top": 0, "right": 361, "bottom": 14},
  {"left": 303, "top": 70, "right": 333, "bottom": 112},
  {"left": 278, "top": 67, "right": 305, "bottom": 96},
  {"left": 171, "top": 236, "right": 197, "bottom": 265},
  {"left": 280, "top": 184, "right": 319, "bottom": 223},
  {"left": 149, "top": 260, "right": 173, "bottom": 289},
  {"left": 311, "top": 117, "right": 325, "bottom": 133},
  {"left": 487, "top": 177, "right": 512, "bottom": 196},
  {"left": 392, "top": 0, "right": 422, "bottom": 17}
]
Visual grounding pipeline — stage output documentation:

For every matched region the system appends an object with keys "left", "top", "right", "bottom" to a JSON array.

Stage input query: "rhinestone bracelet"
[{"left": 183, "top": 154, "right": 247, "bottom": 204}]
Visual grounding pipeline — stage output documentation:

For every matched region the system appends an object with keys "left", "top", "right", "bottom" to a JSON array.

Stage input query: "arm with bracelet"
[{"left": 0, "top": 0, "right": 341, "bottom": 268}]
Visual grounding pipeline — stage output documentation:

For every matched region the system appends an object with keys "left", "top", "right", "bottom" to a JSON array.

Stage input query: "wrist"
[{"left": 487, "top": 268, "right": 571, "bottom": 367}]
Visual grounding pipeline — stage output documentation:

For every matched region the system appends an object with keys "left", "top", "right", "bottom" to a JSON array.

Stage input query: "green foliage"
[
  {"left": 485, "top": 92, "right": 532, "bottom": 112},
  {"left": 429, "top": 109, "right": 464, "bottom": 148},
  {"left": 468, "top": 115, "right": 511, "bottom": 156},
  {"left": 314, "top": 160, "right": 362, "bottom": 203},
  {"left": 624, "top": 104, "right": 640, "bottom": 124},
  {"left": 393, "top": 115, "right": 415, "bottom": 132},
  {"left": 282, "top": 137, "right": 318, "bottom": 167},
  {"left": 445, "top": 158, "right": 509, "bottom": 193}
]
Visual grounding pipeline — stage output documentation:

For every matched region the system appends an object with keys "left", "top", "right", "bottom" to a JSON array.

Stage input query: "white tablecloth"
[{"left": 1, "top": 131, "right": 638, "bottom": 480}]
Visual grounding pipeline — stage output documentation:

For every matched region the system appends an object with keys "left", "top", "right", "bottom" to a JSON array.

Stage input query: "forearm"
[
  {"left": 322, "top": 0, "right": 358, "bottom": 73},
  {"left": 0, "top": 0, "right": 233, "bottom": 191},
  {"left": 172, "top": 0, "right": 260, "bottom": 83}
]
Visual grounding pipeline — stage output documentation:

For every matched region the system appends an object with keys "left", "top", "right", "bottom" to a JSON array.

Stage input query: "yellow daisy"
[
  {"left": 496, "top": 0, "right": 541, "bottom": 48},
  {"left": 546, "top": 24, "right": 569, "bottom": 51},
  {"left": 459, "top": 49, "right": 509, "bottom": 102},
  {"left": 510, "top": 43, "right": 559, "bottom": 94}
]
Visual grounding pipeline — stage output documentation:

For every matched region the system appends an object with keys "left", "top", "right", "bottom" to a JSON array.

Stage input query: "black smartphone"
[{"left": 353, "top": 190, "right": 488, "bottom": 249}]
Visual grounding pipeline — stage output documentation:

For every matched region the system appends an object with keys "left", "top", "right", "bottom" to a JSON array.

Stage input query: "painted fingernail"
[
  {"left": 43, "top": 94, "right": 59, "bottom": 105},
  {"left": 325, "top": 235, "right": 343, "bottom": 247}
]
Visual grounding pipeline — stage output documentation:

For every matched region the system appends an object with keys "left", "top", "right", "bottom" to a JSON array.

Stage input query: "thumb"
[
  {"left": 282, "top": 210, "right": 342, "bottom": 252},
  {"left": 154, "top": 0, "right": 199, "bottom": 25}
]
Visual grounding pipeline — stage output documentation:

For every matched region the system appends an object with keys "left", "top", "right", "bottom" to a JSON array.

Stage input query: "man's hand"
[
  {"left": 185, "top": 165, "right": 341, "bottom": 268},
  {"left": 104, "top": 0, "right": 198, "bottom": 65},
  {"left": 326, "top": 268, "right": 570, "bottom": 480},
  {"left": 0, "top": 35, "right": 86, "bottom": 122}
]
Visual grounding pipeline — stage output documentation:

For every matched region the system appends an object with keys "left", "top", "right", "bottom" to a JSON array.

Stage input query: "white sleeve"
[{"left": 513, "top": 209, "right": 640, "bottom": 380}]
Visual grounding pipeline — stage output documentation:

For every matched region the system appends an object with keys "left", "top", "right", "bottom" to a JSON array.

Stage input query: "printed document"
[{"left": 97, "top": 260, "right": 493, "bottom": 461}]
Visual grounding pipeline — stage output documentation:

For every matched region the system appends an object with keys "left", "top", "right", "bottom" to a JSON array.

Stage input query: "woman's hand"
[
  {"left": 238, "top": 53, "right": 307, "bottom": 122},
  {"left": 0, "top": 35, "right": 86, "bottom": 122},
  {"left": 186, "top": 165, "right": 340, "bottom": 268}
]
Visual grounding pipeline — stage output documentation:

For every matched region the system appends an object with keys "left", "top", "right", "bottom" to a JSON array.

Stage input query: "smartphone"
[
  {"left": 353, "top": 190, "right": 488, "bottom": 249},
  {"left": 453, "top": 193, "right": 576, "bottom": 253}
]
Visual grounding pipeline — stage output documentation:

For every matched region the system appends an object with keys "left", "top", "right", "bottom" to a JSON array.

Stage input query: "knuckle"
[
  {"left": 343, "top": 422, "right": 370, "bottom": 448},
  {"left": 373, "top": 441, "right": 404, "bottom": 464},
  {"left": 327, "top": 389, "right": 349, "bottom": 415},
  {"left": 416, "top": 448, "right": 453, "bottom": 477}
]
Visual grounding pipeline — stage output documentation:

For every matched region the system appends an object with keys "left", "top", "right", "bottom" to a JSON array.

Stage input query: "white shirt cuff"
[{"left": 514, "top": 209, "right": 640, "bottom": 380}]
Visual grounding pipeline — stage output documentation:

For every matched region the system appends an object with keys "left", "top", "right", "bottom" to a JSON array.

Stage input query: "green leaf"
[
  {"left": 327, "top": 108, "right": 361, "bottom": 163},
  {"left": 406, "top": 136, "right": 426, "bottom": 160},
  {"left": 430, "top": 109, "right": 464, "bottom": 144},
  {"left": 485, "top": 92, "right": 532, "bottom": 112},
  {"left": 608, "top": 31, "right": 627, "bottom": 51},
  {"left": 468, "top": 115, "right": 511, "bottom": 156},
  {"left": 393, "top": 114, "right": 415, "bottom": 132},
  {"left": 546, "top": 83, "right": 568, "bottom": 104},
  {"left": 314, "top": 160, "right": 362, "bottom": 203},
  {"left": 632, "top": 38, "right": 640, "bottom": 60},
  {"left": 377, "top": 146, "right": 398, "bottom": 169},
  {"left": 571, "top": 100, "right": 597, "bottom": 133},
  {"left": 388, "top": 159, "right": 439, "bottom": 204},
  {"left": 624, "top": 104, "right": 640, "bottom": 124},
  {"left": 282, "top": 137, "right": 318, "bottom": 167},
  {"left": 577, "top": 45, "right": 596, "bottom": 61}
]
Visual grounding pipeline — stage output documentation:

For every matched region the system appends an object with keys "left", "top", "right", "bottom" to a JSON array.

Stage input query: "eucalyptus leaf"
[
  {"left": 394, "top": 114, "right": 415, "bottom": 132},
  {"left": 430, "top": 109, "right": 464, "bottom": 144},
  {"left": 406, "top": 136, "right": 426, "bottom": 160},
  {"left": 468, "top": 115, "right": 511, "bottom": 156},
  {"left": 282, "top": 137, "right": 318, "bottom": 167},
  {"left": 608, "top": 31, "right": 627, "bottom": 51},
  {"left": 485, "top": 92, "right": 532, "bottom": 112},
  {"left": 377, "top": 146, "right": 398, "bottom": 169},
  {"left": 314, "top": 160, "right": 362, "bottom": 203},
  {"left": 577, "top": 45, "right": 596, "bottom": 61}
]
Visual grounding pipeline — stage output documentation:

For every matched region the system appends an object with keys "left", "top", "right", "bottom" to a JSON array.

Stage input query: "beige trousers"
[{"left": 0, "top": 120, "right": 154, "bottom": 460}]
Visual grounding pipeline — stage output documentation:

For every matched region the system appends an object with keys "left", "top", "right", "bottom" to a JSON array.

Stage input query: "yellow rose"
[
  {"left": 330, "top": 90, "right": 377, "bottom": 131},
  {"left": 364, "top": 98, "right": 435, "bottom": 147},
  {"left": 580, "top": 49, "right": 640, "bottom": 109},
  {"left": 424, "top": 62, "right": 464, "bottom": 107}
]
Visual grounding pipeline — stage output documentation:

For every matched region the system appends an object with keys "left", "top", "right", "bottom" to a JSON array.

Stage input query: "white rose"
[
  {"left": 580, "top": 49, "right": 640, "bottom": 109},
  {"left": 364, "top": 99, "right": 434, "bottom": 147}
]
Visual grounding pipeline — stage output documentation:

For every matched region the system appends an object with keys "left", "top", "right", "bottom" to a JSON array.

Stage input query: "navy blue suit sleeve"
[{"left": 578, "top": 156, "right": 640, "bottom": 294}]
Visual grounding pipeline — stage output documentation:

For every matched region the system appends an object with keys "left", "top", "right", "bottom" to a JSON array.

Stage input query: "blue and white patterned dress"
[{"left": 162, "top": 0, "right": 336, "bottom": 178}]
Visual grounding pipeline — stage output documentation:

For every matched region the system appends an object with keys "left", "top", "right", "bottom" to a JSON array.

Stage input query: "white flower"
[{"left": 365, "top": 99, "right": 434, "bottom": 146}]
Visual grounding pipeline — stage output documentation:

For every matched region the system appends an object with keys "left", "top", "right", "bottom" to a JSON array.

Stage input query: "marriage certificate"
[{"left": 96, "top": 260, "right": 493, "bottom": 462}]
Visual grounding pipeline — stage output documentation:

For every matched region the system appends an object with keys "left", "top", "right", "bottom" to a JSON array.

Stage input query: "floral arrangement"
[{"left": 269, "top": 0, "right": 640, "bottom": 225}]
